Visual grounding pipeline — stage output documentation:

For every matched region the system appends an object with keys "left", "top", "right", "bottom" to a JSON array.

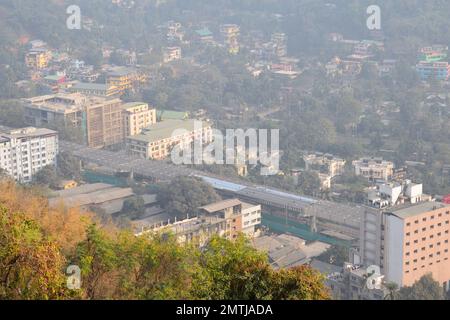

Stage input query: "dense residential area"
[{"left": 1, "top": 0, "right": 450, "bottom": 302}]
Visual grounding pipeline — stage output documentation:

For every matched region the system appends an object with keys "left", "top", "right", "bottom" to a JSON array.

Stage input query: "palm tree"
[{"left": 384, "top": 282, "right": 399, "bottom": 300}]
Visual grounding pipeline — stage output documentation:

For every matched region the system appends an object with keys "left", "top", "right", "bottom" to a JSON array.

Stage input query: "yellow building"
[
  {"left": 122, "top": 102, "right": 157, "bottom": 137},
  {"left": 25, "top": 50, "right": 52, "bottom": 70},
  {"left": 220, "top": 24, "right": 240, "bottom": 54},
  {"left": 58, "top": 180, "right": 78, "bottom": 190},
  {"left": 106, "top": 67, "right": 147, "bottom": 96},
  {"left": 126, "top": 119, "right": 213, "bottom": 160}
]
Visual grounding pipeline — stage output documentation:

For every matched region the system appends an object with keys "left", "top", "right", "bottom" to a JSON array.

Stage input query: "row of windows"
[
  {"left": 406, "top": 236, "right": 449, "bottom": 246},
  {"left": 405, "top": 257, "right": 449, "bottom": 273},
  {"left": 406, "top": 221, "right": 450, "bottom": 236},
  {"left": 406, "top": 250, "right": 449, "bottom": 264},
  {"left": 406, "top": 212, "right": 450, "bottom": 226}
]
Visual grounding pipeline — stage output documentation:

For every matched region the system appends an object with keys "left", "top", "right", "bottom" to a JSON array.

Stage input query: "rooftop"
[
  {"left": 122, "top": 102, "right": 148, "bottom": 109},
  {"left": 310, "top": 259, "right": 342, "bottom": 276},
  {"left": 157, "top": 110, "right": 189, "bottom": 120},
  {"left": 199, "top": 199, "right": 242, "bottom": 213},
  {"left": 107, "top": 66, "right": 139, "bottom": 77},
  {"left": 49, "top": 184, "right": 135, "bottom": 208},
  {"left": 196, "top": 28, "right": 213, "bottom": 37},
  {"left": 389, "top": 201, "right": 450, "bottom": 219},
  {"left": 0, "top": 127, "right": 57, "bottom": 142},
  {"left": 70, "top": 82, "right": 109, "bottom": 91},
  {"left": 127, "top": 119, "right": 211, "bottom": 144}
]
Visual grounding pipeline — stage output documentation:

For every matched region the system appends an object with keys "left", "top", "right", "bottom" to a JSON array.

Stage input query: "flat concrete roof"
[
  {"left": 127, "top": 119, "right": 210, "bottom": 144},
  {"left": 200, "top": 199, "right": 242, "bottom": 213},
  {"left": 71, "top": 82, "right": 109, "bottom": 91},
  {"left": 389, "top": 201, "right": 450, "bottom": 219}
]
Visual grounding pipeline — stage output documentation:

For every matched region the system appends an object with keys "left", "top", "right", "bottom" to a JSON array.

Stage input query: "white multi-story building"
[
  {"left": 241, "top": 202, "right": 262, "bottom": 236},
  {"left": 0, "top": 127, "right": 59, "bottom": 183},
  {"left": 353, "top": 157, "right": 395, "bottom": 181}
]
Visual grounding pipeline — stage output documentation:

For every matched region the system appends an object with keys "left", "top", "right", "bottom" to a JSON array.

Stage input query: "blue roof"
[
  {"left": 195, "top": 175, "right": 247, "bottom": 192},
  {"left": 254, "top": 186, "right": 318, "bottom": 204}
]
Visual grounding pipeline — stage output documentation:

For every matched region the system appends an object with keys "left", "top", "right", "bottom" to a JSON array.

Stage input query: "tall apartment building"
[
  {"left": 25, "top": 93, "right": 127, "bottom": 149},
  {"left": 24, "top": 93, "right": 87, "bottom": 128},
  {"left": 0, "top": 127, "right": 58, "bottom": 183},
  {"left": 220, "top": 24, "right": 240, "bottom": 54},
  {"left": 359, "top": 202, "right": 450, "bottom": 290},
  {"left": 353, "top": 157, "right": 395, "bottom": 181},
  {"left": 121, "top": 102, "right": 157, "bottom": 137},
  {"left": 126, "top": 119, "right": 213, "bottom": 160},
  {"left": 85, "top": 98, "right": 124, "bottom": 148}
]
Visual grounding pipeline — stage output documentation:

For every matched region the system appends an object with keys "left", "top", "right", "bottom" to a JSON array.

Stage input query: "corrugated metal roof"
[{"left": 199, "top": 199, "right": 242, "bottom": 213}]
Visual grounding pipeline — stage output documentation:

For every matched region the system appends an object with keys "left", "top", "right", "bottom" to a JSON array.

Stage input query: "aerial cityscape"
[{"left": 1, "top": 0, "right": 450, "bottom": 304}]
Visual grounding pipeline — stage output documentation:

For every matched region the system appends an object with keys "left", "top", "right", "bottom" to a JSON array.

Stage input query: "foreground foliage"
[{"left": 0, "top": 180, "right": 330, "bottom": 300}]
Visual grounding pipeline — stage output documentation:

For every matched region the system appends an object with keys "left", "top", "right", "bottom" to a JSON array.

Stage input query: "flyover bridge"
[{"left": 62, "top": 141, "right": 362, "bottom": 240}]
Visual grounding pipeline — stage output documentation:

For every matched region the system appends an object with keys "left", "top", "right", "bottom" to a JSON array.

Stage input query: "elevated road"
[{"left": 62, "top": 141, "right": 363, "bottom": 239}]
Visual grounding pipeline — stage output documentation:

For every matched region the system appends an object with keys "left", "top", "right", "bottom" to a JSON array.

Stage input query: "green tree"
[
  {"left": 317, "top": 245, "right": 349, "bottom": 266},
  {"left": 0, "top": 206, "right": 69, "bottom": 300},
  {"left": 398, "top": 274, "right": 445, "bottom": 300},
  {"left": 57, "top": 152, "right": 82, "bottom": 181},
  {"left": 73, "top": 224, "right": 118, "bottom": 299},
  {"left": 120, "top": 196, "right": 146, "bottom": 220},
  {"left": 157, "top": 176, "right": 221, "bottom": 218},
  {"left": 191, "top": 236, "right": 330, "bottom": 300},
  {"left": 0, "top": 100, "right": 25, "bottom": 127},
  {"left": 384, "top": 282, "right": 399, "bottom": 300},
  {"left": 33, "top": 165, "right": 61, "bottom": 189},
  {"left": 298, "top": 171, "right": 321, "bottom": 196}
]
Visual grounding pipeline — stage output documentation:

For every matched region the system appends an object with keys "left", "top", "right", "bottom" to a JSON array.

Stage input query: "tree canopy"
[{"left": 157, "top": 176, "right": 222, "bottom": 218}]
